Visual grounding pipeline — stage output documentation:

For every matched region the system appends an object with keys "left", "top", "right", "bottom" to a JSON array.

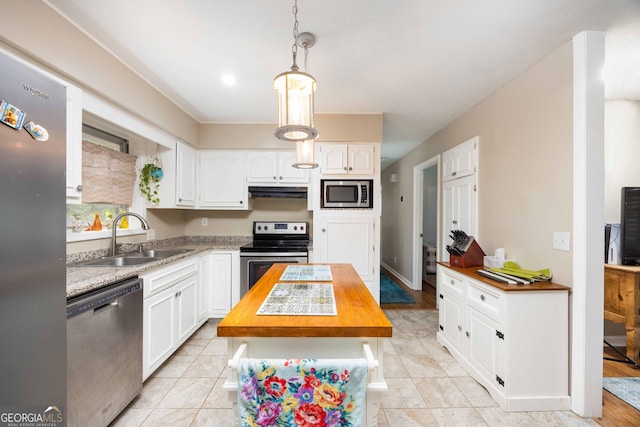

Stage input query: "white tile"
[
  {"left": 382, "top": 408, "right": 440, "bottom": 426},
  {"left": 156, "top": 378, "right": 214, "bottom": 409},
  {"left": 130, "top": 377, "right": 178, "bottom": 409},
  {"left": 109, "top": 408, "right": 151, "bottom": 427},
  {"left": 399, "top": 354, "right": 448, "bottom": 378},
  {"left": 414, "top": 377, "right": 472, "bottom": 408},
  {"left": 430, "top": 407, "right": 488, "bottom": 426},
  {"left": 191, "top": 408, "right": 238, "bottom": 426},
  {"left": 139, "top": 408, "right": 198, "bottom": 427},
  {"left": 381, "top": 378, "right": 427, "bottom": 408},
  {"left": 181, "top": 355, "right": 228, "bottom": 378}
]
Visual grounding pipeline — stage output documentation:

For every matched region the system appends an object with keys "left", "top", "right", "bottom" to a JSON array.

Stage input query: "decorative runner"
[
  {"left": 280, "top": 265, "right": 333, "bottom": 281},
  {"left": 257, "top": 283, "right": 337, "bottom": 316},
  {"left": 238, "top": 357, "right": 368, "bottom": 427}
]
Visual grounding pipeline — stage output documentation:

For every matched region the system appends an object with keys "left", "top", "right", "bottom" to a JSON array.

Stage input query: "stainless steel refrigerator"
[{"left": 0, "top": 49, "right": 67, "bottom": 424}]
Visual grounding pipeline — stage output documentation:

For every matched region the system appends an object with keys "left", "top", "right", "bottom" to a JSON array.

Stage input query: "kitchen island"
[{"left": 217, "top": 263, "right": 392, "bottom": 427}]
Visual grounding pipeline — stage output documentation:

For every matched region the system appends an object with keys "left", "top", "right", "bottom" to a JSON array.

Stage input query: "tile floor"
[{"left": 111, "top": 309, "right": 598, "bottom": 426}]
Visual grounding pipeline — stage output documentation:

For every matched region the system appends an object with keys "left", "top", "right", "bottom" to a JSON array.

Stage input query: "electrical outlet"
[
  {"left": 201, "top": 217, "right": 208, "bottom": 226},
  {"left": 553, "top": 231, "right": 570, "bottom": 251},
  {"left": 146, "top": 228, "right": 155, "bottom": 240}
]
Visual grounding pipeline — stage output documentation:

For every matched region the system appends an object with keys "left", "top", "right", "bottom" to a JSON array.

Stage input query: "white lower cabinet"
[
  {"left": 207, "top": 251, "right": 240, "bottom": 318},
  {"left": 314, "top": 215, "right": 379, "bottom": 302},
  {"left": 142, "top": 256, "right": 203, "bottom": 380},
  {"left": 436, "top": 264, "right": 570, "bottom": 412}
]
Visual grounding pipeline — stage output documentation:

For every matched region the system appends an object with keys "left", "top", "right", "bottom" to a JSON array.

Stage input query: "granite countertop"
[{"left": 66, "top": 236, "right": 251, "bottom": 299}]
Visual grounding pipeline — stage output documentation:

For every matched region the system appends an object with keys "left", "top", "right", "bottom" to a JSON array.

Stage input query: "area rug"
[
  {"left": 602, "top": 377, "right": 640, "bottom": 411},
  {"left": 380, "top": 273, "right": 416, "bottom": 304}
]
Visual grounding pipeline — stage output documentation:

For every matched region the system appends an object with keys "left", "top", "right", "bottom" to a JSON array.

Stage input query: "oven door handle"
[{"left": 241, "top": 252, "right": 308, "bottom": 257}]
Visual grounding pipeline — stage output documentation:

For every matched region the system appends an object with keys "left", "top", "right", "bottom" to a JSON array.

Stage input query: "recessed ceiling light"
[{"left": 221, "top": 73, "right": 236, "bottom": 86}]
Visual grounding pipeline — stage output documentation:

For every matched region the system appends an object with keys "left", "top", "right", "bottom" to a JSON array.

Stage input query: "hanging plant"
[{"left": 139, "top": 156, "right": 163, "bottom": 204}]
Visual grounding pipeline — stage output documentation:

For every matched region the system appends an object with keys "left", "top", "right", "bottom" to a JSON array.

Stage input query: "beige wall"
[
  {"left": 0, "top": 1, "right": 199, "bottom": 145},
  {"left": 382, "top": 40, "right": 575, "bottom": 286},
  {"left": 604, "top": 100, "right": 640, "bottom": 223},
  {"left": 182, "top": 199, "right": 312, "bottom": 236},
  {"left": 198, "top": 114, "right": 383, "bottom": 149}
]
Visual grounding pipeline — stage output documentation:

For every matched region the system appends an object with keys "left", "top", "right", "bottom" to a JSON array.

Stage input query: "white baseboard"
[
  {"left": 603, "top": 335, "right": 626, "bottom": 348},
  {"left": 380, "top": 262, "right": 414, "bottom": 289}
]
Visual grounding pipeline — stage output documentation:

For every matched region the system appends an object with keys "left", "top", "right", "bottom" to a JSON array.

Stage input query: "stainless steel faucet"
[{"left": 111, "top": 212, "right": 151, "bottom": 256}]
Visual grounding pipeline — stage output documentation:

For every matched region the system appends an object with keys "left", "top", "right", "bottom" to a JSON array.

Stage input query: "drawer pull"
[
  {"left": 458, "top": 325, "right": 462, "bottom": 331},
  {"left": 465, "top": 331, "right": 470, "bottom": 337},
  {"left": 496, "top": 331, "right": 505, "bottom": 340},
  {"left": 480, "top": 294, "right": 485, "bottom": 302},
  {"left": 450, "top": 280, "right": 454, "bottom": 285}
]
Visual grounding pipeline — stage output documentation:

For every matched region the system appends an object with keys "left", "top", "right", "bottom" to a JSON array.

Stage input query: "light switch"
[{"left": 553, "top": 231, "right": 570, "bottom": 251}]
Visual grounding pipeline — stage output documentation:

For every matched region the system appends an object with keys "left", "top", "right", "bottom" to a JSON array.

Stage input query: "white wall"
[
  {"left": 604, "top": 100, "right": 640, "bottom": 223},
  {"left": 382, "top": 40, "right": 574, "bottom": 286}
]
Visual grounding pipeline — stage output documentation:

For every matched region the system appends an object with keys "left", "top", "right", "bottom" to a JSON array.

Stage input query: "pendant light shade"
[
  {"left": 274, "top": 69, "right": 318, "bottom": 142},
  {"left": 292, "top": 139, "right": 318, "bottom": 169}
]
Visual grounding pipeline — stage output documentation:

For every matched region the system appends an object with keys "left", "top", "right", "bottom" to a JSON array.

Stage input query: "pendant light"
[
  {"left": 293, "top": 139, "right": 318, "bottom": 169},
  {"left": 274, "top": 0, "right": 318, "bottom": 143}
]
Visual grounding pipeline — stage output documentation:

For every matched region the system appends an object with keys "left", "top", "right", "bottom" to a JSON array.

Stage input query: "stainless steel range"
[{"left": 240, "top": 221, "right": 309, "bottom": 296}]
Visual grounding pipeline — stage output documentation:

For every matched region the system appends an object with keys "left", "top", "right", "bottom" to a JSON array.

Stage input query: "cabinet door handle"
[
  {"left": 458, "top": 325, "right": 462, "bottom": 331},
  {"left": 76, "top": 184, "right": 83, "bottom": 192},
  {"left": 343, "top": 167, "right": 348, "bottom": 171},
  {"left": 240, "top": 200, "right": 243, "bottom": 204},
  {"left": 465, "top": 331, "right": 470, "bottom": 337},
  {"left": 348, "top": 166, "right": 353, "bottom": 171},
  {"left": 452, "top": 171, "right": 457, "bottom": 176},
  {"left": 480, "top": 294, "right": 485, "bottom": 301},
  {"left": 279, "top": 176, "right": 283, "bottom": 180},
  {"left": 322, "top": 228, "right": 326, "bottom": 232},
  {"left": 450, "top": 280, "right": 454, "bottom": 285},
  {"left": 273, "top": 176, "right": 277, "bottom": 180},
  {"left": 179, "top": 198, "right": 182, "bottom": 202}
]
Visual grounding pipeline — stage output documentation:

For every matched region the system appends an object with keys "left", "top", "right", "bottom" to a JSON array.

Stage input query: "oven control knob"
[
  {"left": 257, "top": 226, "right": 262, "bottom": 231},
  {"left": 263, "top": 225, "right": 268, "bottom": 231},
  {"left": 294, "top": 226, "right": 298, "bottom": 230}
]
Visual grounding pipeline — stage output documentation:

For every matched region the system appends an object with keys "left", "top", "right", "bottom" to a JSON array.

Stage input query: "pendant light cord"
[{"left": 291, "top": 0, "right": 300, "bottom": 71}]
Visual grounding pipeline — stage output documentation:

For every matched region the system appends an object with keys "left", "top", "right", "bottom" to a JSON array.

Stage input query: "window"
[{"left": 67, "top": 125, "right": 141, "bottom": 240}]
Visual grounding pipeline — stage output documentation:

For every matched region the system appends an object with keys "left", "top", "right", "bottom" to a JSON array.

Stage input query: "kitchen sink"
[
  {"left": 124, "top": 249, "right": 193, "bottom": 259},
  {"left": 72, "top": 248, "right": 194, "bottom": 267}
]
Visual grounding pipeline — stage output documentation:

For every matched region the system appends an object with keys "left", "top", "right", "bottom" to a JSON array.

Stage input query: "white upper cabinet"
[
  {"left": 319, "top": 143, "right": 376, "bottom": 176},
  {"left": 443, "top": 136, "right": 477, "bottom": 181},
  {"left": 175, "top": 141, "right": 196, "bottom": 207},
  {"left": 65, "top": 84, "right": 83, "bottom": 203},
  {"left": 246, "top": 151, "right": 308, "bottom": 185},
  {"left": 198, "top": 150, "right": 250, "bottom": 209}
]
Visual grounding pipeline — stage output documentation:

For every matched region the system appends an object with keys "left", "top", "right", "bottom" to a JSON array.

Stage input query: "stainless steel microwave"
[{"left": 321, "top": 179, "right": 373, "bottom": 209}]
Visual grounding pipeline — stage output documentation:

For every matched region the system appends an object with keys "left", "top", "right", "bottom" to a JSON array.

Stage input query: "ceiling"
[{"left": 46, "top": 0, "right": 640, "bottom": 168}]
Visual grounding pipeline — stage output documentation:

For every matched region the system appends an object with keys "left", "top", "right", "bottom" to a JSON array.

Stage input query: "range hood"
[{"left": 248, "top": 186, "right": 308, "bottom": 199}]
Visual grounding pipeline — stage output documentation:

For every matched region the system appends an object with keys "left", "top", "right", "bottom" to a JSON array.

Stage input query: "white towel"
[{"left": 237, "top": 357, "right": 368, "bottom": 426}]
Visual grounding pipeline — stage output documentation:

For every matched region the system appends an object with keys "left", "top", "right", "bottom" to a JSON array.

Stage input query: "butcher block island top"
[{"left": 217, "top": 263, "right": 392, "bottom": 338}]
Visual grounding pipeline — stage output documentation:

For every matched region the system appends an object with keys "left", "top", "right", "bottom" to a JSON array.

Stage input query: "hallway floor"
[{"left": 111, "top": 309, "right": 598, "bottom": 426}]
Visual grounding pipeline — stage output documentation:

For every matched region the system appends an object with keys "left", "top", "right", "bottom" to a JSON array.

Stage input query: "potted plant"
[{"left": 139, "top": 157, "right": 163, "bottom": 204}]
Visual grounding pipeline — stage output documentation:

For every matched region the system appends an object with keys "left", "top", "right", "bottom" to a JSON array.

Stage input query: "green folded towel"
[{"left": 489, "top": 261, "right": 552, "bottom": 281}]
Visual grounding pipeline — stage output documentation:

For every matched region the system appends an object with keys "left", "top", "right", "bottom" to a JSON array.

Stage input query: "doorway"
[{"left": 412, "top": 155, "right": 440, "bottom": 292}]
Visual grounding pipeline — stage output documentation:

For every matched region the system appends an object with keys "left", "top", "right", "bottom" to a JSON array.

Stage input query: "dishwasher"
[{"left": 67, "top": 276, "right": 143, "bottom": 427}]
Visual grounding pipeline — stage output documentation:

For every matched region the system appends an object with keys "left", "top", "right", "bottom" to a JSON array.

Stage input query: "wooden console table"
[{"left": 604, "top": 264, "right": 640, "bottom": 363}]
